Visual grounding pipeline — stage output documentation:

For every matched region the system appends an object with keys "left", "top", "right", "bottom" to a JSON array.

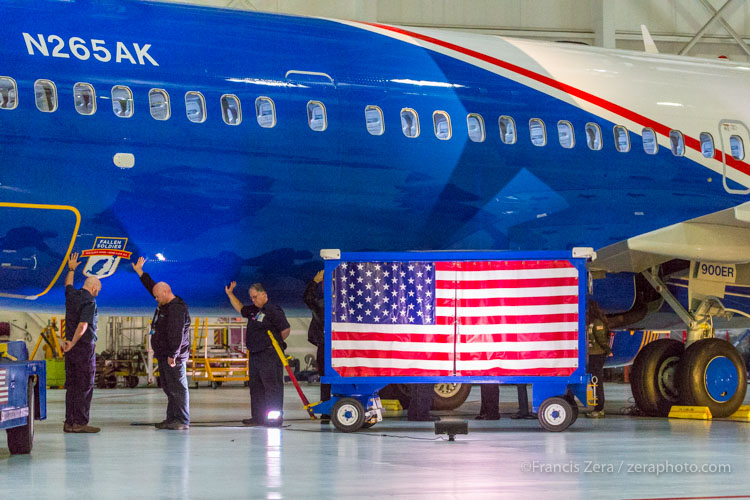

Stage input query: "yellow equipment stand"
[{"left": 188, "top": 317, "right": 249, "bottom": 386}]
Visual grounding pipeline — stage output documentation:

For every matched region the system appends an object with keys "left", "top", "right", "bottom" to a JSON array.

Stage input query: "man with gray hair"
[
  {"left": 133, "top": 257, "right": 191, "bottom": 430},
  {"left": 63, "top": 252, "right": 102, "bottom": 433},
  {"left": 225, "top": 281, "right": 290, "bottom": 426}
]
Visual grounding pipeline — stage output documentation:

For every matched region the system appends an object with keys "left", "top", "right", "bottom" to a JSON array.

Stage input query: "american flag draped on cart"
[{"left": 330, "top": 260, "right": 580, "bottom": 377}]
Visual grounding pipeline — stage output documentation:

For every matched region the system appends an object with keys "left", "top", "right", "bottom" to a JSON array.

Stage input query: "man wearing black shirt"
[
  {"left": 132, "top": 257, "right": 191, "bottom": 430},
  {"left": 63, "top": 252, "right": 102, "bottom": 433},
  {"left": 225, "top": 281, "right": 290, "bottom": 427}
]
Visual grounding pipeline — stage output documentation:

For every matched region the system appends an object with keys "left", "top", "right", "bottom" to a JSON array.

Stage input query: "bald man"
[
  {"left": 63, "top": 252, "right": 102, "bottom": 433},
  {"left": 133, "top": 257, "right": 191, "bottom": 430}
]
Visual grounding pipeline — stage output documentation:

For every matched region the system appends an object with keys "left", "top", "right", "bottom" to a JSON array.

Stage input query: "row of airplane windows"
[{"left": 0, "top": 76, "right": 744, "bottom": 161}]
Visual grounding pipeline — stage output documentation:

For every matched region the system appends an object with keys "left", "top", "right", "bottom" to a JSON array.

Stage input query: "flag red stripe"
[
  {"left": 332, "top": 349, "right": 453, "bottom": 361},
  {"left": 458, "top": 331, "right": 579, "bottom": 342},
  {"left": 458, "top": 312, "right": 578, "bottom": 325},
  {"left": 435, "top": 260, "right": 573, "bottom": 271},
  {"left": 334, "top": 367, "right": 453, "bottom": 377},
  {"left": 458, "top": 367, "right": 577, "bottom": 376},
  {"left": 438, "top": 295, "right": 578, "bottom": 307},
  {"left": 332, "top": 331, "right": 454, "bottom": 343},
  {"left": 457, "top": 349, "right": 578, "bottom": 360},
  {"left": 436, "top": 277, "right": 578, "bottom": 289}
]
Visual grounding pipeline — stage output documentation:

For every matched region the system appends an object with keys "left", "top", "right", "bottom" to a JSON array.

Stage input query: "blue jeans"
[{"left": 158, "top": 358, "right": 189, "bottom": 425}]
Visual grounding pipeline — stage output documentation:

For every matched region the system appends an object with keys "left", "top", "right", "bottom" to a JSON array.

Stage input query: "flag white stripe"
[
  {"left": 436, "top": 268, "right": 577, "bottom": 280},
  {"left": 458, "top": 358, "right": 579, "bottom": 369},
  {"left": 435, "top": 303, "right": 578, "bottom": 317},
  {"left": 436, "top": 286, "right": 578, "bottom": 299},
  {"left": 458, "top": 322, "right": 578, "bottom": 334},
  {"left": 456, "top": 340, "right": 578, "bottom": 352},
  {"left": 331, "top": 323, "right": 454, "bottom": 334},
  {"left": 332, "top": 358, "right": 454, "bottom": 370},
  {"left": 333, "top": 340, "right": 455, "bottom": 352}
]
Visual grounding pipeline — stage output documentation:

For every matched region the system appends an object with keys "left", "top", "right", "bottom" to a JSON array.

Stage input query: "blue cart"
[
  {"left": 310, "top": 249, "right": 595, "bottom": 432},
  {"left": 1, "top": 340, "right": 47, "bottom": 453}
]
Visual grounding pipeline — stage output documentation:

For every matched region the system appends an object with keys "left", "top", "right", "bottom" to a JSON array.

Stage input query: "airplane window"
[
  {"left": 365, "top": 105, "right": 384, "bottom": 135},
  {"left": 669, "top": 130, "right": 685, "bottom": 156},
  {"left": 467, "top": 113, "right": 485, "bottom": 142},
  {"left": 642, "top": 127, "right": 658, "bottom": 155},
  {"left": 0, "top": 77, "right": 18, "bottom": 110},
  {"left": 255, "top": 97, "right": 276, "bottom": 128},
  {"left": 613, "top": 125, "right": 630, "bottom": 152},
  {"left": 585, "top": 122, "right": 602, "bottom": 150},
  {"left": 307, "top": 101, "right": 327, "bottom": 132},
  {"left": 73, "top": 83, "right": 96, "bottom": 116},
  {"left": 557, "top": 120, "right": 574, "bottom": 149},
  {"left": 433, "top": 111, "right": 451, "bottom": 140},
  {"left": 730, "top": 135, "right": 745, "bottom": 161},
  {"left": 111, "top": 85, "right": 133, "bottom": 118},
  {"left": 529, "top": 118, "right": 546, "bottom": 147},
  {"left": 498, "top": 116, "right": 516, "bottom": 144},
  {"left": 400, "top": 108, "right": 419, "bottom": 138},
  {"left": 700, "top": 132, "right": 714, "bottom": 158},
  {"left": 185, "top": 91, "right": 206, "bottom": 123},
  {"left": 34, "top": 79, "right": 57, "bottom": 113},
  {"left": 221, "top": 94, "right": 242, "bottom": 126},
  {"left": 149, "top": 89, "right": 171, "bottom": 121}
]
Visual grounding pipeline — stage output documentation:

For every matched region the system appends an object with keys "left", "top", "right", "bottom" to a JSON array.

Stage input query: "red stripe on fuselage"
[{"left": 362, "top": 22, "right": 750, "bottom": 178}]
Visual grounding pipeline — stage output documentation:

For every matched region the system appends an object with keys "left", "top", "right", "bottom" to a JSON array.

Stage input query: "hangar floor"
[{"left": 2, "top": 383, "right": 749, "bottom": 499}]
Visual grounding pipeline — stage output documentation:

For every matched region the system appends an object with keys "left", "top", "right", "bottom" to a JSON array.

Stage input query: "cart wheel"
[
  {"left": 538, "top": 397, "right": 575, "bottom": 432},
  {"left": 127, "top": 376, "right": 139, "bottom": 388},
  {"left": 212, "top": 381, "right": 223, "bottom": 389},
  {"left": 331, "top": 398, "right": 366, "bottom": 433},
  {"left": 361, "top": 419, "right": 376, "bottom": 429}
]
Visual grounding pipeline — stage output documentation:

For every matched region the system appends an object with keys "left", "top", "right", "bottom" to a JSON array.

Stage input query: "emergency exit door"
[{"left": 719, "top": 119, "right": 750, "bottom": 195}]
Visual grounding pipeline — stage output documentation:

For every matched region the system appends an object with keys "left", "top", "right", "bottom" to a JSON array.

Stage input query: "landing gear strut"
[{"left": 630, "top": 269, "right": 746, "bottom": 417}]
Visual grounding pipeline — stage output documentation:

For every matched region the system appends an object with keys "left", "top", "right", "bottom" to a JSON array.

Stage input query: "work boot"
[
  {"left": 475, "top": 414, "right": 500, "bottom": 420},
  {"left": 154, "top": 420, "right": 170, "bottom": 429},
  {"left": 166, "top": 422, "right": 189, "bottom": 430},
  {"left": 63, "top": 422, "right": 74, "bottom": 433},
  {"left": 71, "top": 424, "right": 100, "bottom": 433}
]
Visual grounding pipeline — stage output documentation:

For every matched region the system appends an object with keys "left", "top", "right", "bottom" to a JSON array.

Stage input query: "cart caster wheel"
[
  {"left": 361, "top": 419, "right": 376, "bottom": 429},
  {"left": 212, "top": 381, "right": 222, "bottom": 389},
  {"left": 331, "top": 398, "right": 365, "bottom": 433},
  {"left": 538, "top": 396, "right": 575, "bottom": 432}
]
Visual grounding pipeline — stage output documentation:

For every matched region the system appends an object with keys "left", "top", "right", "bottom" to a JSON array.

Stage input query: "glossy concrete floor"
[{"left": 2, "top": 383, "right": 750, "bottom": 500}]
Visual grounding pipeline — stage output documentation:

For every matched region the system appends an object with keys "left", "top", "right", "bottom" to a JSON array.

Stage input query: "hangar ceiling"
[{"left": 156, "top": 0, "right": 750, "bottom": 60}]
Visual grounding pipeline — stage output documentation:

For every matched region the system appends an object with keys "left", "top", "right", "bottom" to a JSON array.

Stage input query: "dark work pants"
[
  {"left": 589, "top": 354, "right": 607, "bottom": 411},
  {"left": 65, "top": 341, "right": 95, "bottom": 425},
  {"left": 479, "top": 384, "right": 531, "bottom": 417},
  {"left": 479, "top": 384, "right": 500, "bottom": 418},
  {"left": 249, "top": 349, "right": 284, "bottom": 424},
  {"left": 316, "top": 343, "right": 331, "bottom": 403},
  {"left": 407, "top": 384, "right": 433, "bottom": 420},
  {"left": 158, "top": 358, "right": 190, "bottom": 425}
]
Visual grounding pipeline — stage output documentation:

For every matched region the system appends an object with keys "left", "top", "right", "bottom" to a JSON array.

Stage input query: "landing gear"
[
  {"left": 676, "top": 338, "right": 747, "bottom": 418},
  {"left": 630, "top": 339, "right": 683, "bottom": 417}
]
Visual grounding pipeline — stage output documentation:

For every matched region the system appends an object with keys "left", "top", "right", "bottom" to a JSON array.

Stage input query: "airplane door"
[
  {"left": 0, "top": 203, "right": 80, "bottom": 300},
  {"left": 284, "top": 70, "right": 341, "bottom": 163},
  {"left": 719, "top": 119, "right": 750, "bottom": 194}
]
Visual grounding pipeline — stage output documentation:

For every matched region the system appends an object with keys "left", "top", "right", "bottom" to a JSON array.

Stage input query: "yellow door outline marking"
[{"left": 0, "top": 202, "right": 81, "bottom": 300}]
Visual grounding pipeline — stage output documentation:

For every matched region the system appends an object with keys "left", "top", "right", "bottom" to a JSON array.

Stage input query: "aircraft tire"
[
  {"left": 431, "top": 383, "right": 472, "bottom": 411},
  {"left": 630, "top": 338, "right": 684, "bottom": 416},
  {"left": 7, "top": 379, "right": 35, "bottom": 454},
  {"left": 676, "top": 338, "right": 747, "bottom": 418}
]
